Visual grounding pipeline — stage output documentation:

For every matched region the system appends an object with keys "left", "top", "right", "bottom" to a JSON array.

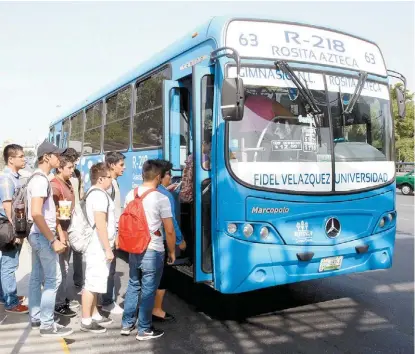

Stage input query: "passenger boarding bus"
[{"left": 48, "top": 17, "right": 407, "bottom": 294}]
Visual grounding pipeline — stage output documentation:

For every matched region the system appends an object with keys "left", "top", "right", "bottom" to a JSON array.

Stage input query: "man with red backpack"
[{"left": 119, "top": 159, "right": 176, "bottom": 341}]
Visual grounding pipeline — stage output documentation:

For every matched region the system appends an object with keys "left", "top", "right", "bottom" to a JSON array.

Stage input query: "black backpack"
[{"left": 11, "top": 172, "right": 51, "bottom": 237}]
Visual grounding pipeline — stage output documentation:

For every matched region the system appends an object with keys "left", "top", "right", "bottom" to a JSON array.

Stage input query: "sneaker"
[
  {"left": 120, "top": 324, "right": 136, "bottom": 336},
  {"left": 80, "top": 321, "right": 107, "bottom": 334},
  {"left": 31, "top": 317, "right": 60, "bottom": 329},
  {"left": 65, "top": 298, "right": 80, "bottom": 310},
  {"left": 5, "top": 304, "right": 29, "bottom": 314},
  {"left": 101, "top": 302, "right": 123, "bottom": 315},
  {"left": 55, "top": 304, "right": 77, "bottom": 317},
  {"left": 40, "top": 323, "right": 73, "bottom": 337},
  {"left": 136, "top": 327, "right": 164, "bottom": 341},
  {"left": 93, "top": 316, "right": 113, "bottom": 327}
]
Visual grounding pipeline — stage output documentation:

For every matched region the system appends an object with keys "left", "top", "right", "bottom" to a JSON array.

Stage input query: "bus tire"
[{"left": 401, "top": 184, "right": 413, "bottom": 195}]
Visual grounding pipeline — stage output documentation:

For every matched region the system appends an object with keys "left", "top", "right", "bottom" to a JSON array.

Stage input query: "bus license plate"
[{"left": 319, "top": 256, "right": 343, "bottom": 272}]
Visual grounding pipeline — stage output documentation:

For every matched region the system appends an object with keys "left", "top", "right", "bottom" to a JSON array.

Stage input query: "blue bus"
[{"left": 48, "top": 16, "right": 407, "bottom": 294}]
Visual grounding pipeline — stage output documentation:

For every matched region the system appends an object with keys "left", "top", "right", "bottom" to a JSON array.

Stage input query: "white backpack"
[{"left": 68, "top": 188, "right": 109, "bottom": 253}]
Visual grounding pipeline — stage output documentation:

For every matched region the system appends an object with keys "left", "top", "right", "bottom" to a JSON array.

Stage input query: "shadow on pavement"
[{"left": 0, "top": 238, "right": 412, "bottom": 354}]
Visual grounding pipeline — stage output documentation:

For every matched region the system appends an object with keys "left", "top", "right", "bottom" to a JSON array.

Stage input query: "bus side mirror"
[
  {"left": 221, "top": 78, "right": 245, "bottom": 121},
  {"left": 395, "top": 86, "right": 406, "bottom": 119}
]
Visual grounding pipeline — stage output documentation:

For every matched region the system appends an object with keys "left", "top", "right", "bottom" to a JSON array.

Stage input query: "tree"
[{"left": 391, "top": 83, "right": 414, "bottom": 162}]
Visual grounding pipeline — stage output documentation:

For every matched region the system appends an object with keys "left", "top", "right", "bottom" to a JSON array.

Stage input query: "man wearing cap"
[{"left": 27, "top": 140, "right": 73, "bottom": 337}]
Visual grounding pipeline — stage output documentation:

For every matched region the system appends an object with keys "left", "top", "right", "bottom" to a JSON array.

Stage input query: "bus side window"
[
  {"left": 180, "top": 86, "right": 191, "bottom": 167},
  {"left": 49, "top": 127, "right": 55, "bottom": 144},
  {"left": 85, "top": 101, "right": 103, "bottom": 154},
  {"left": 201, "top": 75, "right": 214, "bottom": 170},
  {"left": 133, "top": 68, "right": 170, "bottom": 149},
  {"left": 104, "top": 86, "right": 131, "bottom": 152},
  {"left": 56, "top": 134, "right": 60, "bottom": 148},
  {"left": 62, "top": 119, "right": 70, "bottom": 148},
  {"left": 68, "top": 111, "right": 84, "bottom": 153}
]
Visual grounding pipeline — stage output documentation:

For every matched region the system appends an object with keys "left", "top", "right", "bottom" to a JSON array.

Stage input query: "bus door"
[
  {"left": 163, "top": 80, "right": 183, "bottom": 174},
  {"left": 192, "top": 65, "right": 215, "bottom": 283},
  {"left": 162, "top": 78, "right": 193, "bottom": 177},
  {"left": 162, "top": 79, "right": 193, "bottom": 266}
]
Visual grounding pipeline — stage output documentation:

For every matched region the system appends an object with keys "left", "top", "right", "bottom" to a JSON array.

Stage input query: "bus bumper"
[{"left": 216, "top": 226, "right": 396, "bottom": 294}]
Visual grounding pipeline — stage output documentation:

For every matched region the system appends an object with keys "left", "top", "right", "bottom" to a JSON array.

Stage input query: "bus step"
[
  {"left": 173, "top": 263, "right": 193, "bottom": 277},
  {"left": 173, "top": 257, "right": 192, "bottom": 266}
]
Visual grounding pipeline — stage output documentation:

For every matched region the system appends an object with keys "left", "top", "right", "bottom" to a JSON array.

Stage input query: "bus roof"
[{"left": 50, "top": 15, "right": 381, "bottom": 127}]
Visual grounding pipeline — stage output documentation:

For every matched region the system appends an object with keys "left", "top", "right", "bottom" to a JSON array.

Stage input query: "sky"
[{"left": 0, "top": 1, "right": 414, "bottom": 146}]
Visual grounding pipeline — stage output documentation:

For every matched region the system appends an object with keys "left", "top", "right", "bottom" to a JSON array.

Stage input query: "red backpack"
[{"left": 118, "top": 187, "right": 157, "bottom": 254}]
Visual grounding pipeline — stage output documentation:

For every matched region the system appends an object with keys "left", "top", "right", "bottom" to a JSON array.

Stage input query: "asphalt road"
[
  {"left": 1, "top": 193, "right": 413, "bottom": 354},
  {"left": 396, "top": 193, "right": 414, "bottom": 235},
  {"left": 66, "top": 193, "right": 414, "bottom": 354}
]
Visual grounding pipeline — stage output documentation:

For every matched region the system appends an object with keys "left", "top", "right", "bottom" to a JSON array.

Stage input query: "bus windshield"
[
  {"left": 228, "top": 77, "right": 332, "bottom": 164},
  {"left": 327, "top": 82, "right": 393, "bottom": 163},
  {"left": 227, "top": 68, "right": 394, "bottom": 193}
]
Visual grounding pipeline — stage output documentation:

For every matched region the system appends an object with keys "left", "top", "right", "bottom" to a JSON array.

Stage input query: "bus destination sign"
[{"left": 226, "top": 21, "right": 387, "bottom": 76}]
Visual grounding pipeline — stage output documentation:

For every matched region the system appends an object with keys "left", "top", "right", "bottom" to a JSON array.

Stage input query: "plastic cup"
[
  {"left": 15, "top": 203, "right": 25, "bottom": 219},
  {"left": 58, "top": 200, "right": 72, "bottom": 220}
]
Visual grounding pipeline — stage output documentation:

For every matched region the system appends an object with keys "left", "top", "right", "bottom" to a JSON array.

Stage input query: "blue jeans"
[
  {"left": 28, "top": 233, "right": 62, "bottom": 329},
  {"left": 102, "top": 249, "right": 116, "bottom": 306},
  {"left": 0, "top": 244, "right": 22, "bottom": 309},
  {"left": 121, "top": 249, "right": 164, "bottom": 333}
]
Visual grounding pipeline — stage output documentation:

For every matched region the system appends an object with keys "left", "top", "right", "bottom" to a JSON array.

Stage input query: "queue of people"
[{"left": 0, "top": 140, "right": 187, "bottom": 341}]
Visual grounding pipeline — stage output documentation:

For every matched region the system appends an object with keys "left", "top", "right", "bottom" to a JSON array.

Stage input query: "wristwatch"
[{"left": 49, "top": 238, "right": 57, "bottom": 246}]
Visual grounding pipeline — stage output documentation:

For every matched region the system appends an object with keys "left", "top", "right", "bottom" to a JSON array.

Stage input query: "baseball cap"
[{"left": 36, "top": 140, "right": 67, "bottom": 159}]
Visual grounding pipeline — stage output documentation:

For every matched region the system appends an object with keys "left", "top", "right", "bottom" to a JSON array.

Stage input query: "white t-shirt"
[
  {"left": 107, "top": 179, "right": 121, "bottom": 226},
  {"left": 124, "top": 186, "right": 172, "bottom": 252},
  {"left": 70, "top": 176, "right": 80, "bottom": 205},
  {"left": 86, "top": 187, "right": 116, "bottom": 248},
  {"left": 27, "top": 170, "right": 56, "bottom": 234}
]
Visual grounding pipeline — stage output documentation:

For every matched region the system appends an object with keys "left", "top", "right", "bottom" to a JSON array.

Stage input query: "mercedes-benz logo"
[{"left": 325, "top": 217, "right": 341, "bottom": 238}]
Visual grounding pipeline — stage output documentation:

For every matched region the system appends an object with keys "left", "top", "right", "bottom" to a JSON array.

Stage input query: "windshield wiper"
[
  {"left": 343, "top": 71, "right": 368, "bottom": 114},
  {"left": 275, "top": 60, "right": 323, "bottom": 147},
  {"left": 336, "top": 71, "right": 368, "bottom": 140},
  {"left": 275, "top": 61, "right": 322, "bottom": 116}
]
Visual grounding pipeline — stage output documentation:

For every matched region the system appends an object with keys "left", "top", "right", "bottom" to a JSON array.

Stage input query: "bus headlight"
[
  {"left": 260, "top": 226, "right": 269, "bottom": 239},
  {"left": 387, "top": 213, "right": 394, "bottom": 222},
  {"left": 227, "top": 223, "right": 237, "bottom": 234},
  {"left": 379, "top": 217, "right": 386, "bottom": 228},
  {"left": 243, "top": 224, "right": 254, "bottom": 237}
]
